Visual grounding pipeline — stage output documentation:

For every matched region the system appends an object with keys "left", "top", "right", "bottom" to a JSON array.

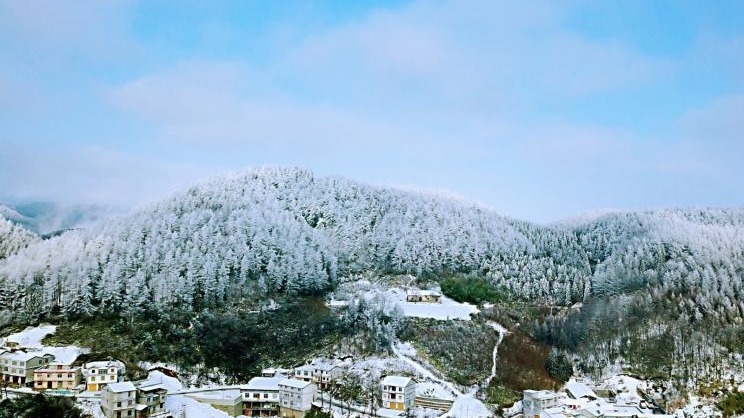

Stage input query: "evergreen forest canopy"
[{"left": 1, "top": 167, "right": 743, "bottom": 384}]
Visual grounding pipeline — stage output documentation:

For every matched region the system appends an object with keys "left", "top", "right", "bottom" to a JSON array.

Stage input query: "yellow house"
[
  {"left": 381, "top": 375, "right": 416, "bottom": 411},
  {"left": 82, "top": 360, "right": 125, "bottom": 392}
]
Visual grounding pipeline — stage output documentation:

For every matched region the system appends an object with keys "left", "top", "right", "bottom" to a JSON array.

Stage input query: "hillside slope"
[{"left": 1, "top": 168, "right": 743, "bottom": 386}]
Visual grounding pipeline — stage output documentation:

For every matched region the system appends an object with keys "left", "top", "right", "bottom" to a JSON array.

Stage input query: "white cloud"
[{"left": 0, "top": 143, "right": 222, "bottom": 207}]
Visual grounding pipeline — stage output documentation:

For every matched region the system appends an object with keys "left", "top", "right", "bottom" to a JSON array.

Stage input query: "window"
[{"left": 117, "top": 402, "right": 122, "bottom": 408}]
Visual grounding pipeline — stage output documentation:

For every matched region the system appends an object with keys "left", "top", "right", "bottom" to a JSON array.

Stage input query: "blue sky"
[{"left": 0, "top": 0, "right": 742, "bottom": 222}]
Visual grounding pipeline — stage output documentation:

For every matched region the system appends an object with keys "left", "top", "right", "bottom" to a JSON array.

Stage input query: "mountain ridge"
[{"left": 1, "top": 167, "right": 743, "bottom": 386}]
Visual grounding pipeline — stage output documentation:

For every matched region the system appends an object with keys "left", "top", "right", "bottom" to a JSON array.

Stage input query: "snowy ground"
[
  {"left": 332, "top": 282, "right": 480, "bottom": 321},
  {"left": 440, "top": 393, "right": 492, "bottom": 418},
  {"left": 77, "top": 398, "right": 106, "bottom": 418},
  {"left": 601, "top": 375, "right": 645, "bottom": 405},
  {"left": 146, "top": 370, "right": 240, "bottom": 418},
  {"left": 166, "top": 395, "right": 234, "bottom": 418},
  {"left": 2, "top": 324, "right": 87, "bottom": 363}
]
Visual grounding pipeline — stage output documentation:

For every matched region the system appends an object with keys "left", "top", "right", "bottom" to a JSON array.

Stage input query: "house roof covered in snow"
[
  {"left": 313, "top": 363, "right": 339, "bottom": 372},
  {"left": 0, "top": 350, "right": 52, "bottom": 362},
  {"left": 242, "top": 377, "right": 283, "bottom": 391},
  {"left": 406, "top": 289, "right": 441, "bottom": 297},
  {"left": 279, "top": 378, "right": 312, "bottom": 389},
  {"left": 541, "top": 407, "right": 568, "bottom": 418},
  {"left": 107, "top": 382, "right": 136, "bottom": 393},
  {"left": 138, "top": 382, "right": 167, "bottom": 392},
  {"left": 382, "top": 375, "right": 414, "bottom": 387},
  {"left": 294, "top": 364, "right": 315, "bottom": 372},
  {"left": 525, "top": 389, "right": 562, "bottom": 400},
  {"left": 84, "top": 360, "right": 125, "bottom": 370},
  {"left": 565, "top": 381, "right": 598, "bottom": 400}
]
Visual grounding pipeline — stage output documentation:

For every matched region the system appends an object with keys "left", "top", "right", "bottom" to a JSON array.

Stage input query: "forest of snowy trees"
[
  {"left": 0, "top": 167, "right": 743, "bottom": 385},
  {"left": 0, "top": 216, "right": 39, "bottom": 260}
]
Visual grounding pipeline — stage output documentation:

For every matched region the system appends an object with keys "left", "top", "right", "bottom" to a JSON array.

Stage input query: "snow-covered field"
[
  {"left": 391, "top": 291, "right": 479, "bottom": 320},
  {"left": 2, "top": 324, "right": 87, "bottom": 363},
  {"left": 333, "top": 281, "right": 480, "bottom": 321}
]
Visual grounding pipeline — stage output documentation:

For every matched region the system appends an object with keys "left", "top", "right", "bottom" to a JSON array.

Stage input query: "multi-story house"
[
  {"left": 101, "top": 381, "right": 136, "bottom": 418},
  {"left": 381, "top": 375, "right": 416, "bottom": 411},
  {"left": 33, "top": 362, "right": 82, "bottom": 391},
  {"left": 523, "top": 390, "right": 564, "bottom": 418},
  {"left": 278, "top": 378, "right": 315, "bottom": 418},
  {"left": 83, "top": 360, "right": 126, "bottom": 392},
  {"left": 293, "top": 362, "right": 345, "bottom": 390},
  {"left": 240, "top": 376, "right": 283, "bottom": 416},
  {"left": 312, "top": 364, "right": 344, "bottom": 390},
  {"left": 0, "top": 351, "right": 54, "bottom": 386},
  {"left": 293, "top": 365, "right": 315, "bottom": 383},
  {"left": 135, "top": 381, "right": 168, "bottom": 417}
]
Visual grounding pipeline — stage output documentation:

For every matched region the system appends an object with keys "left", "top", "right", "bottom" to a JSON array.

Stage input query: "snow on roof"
[
  {"left": 279, "top": 378, "right": 312, "bottom": 389},
  {"left": 35, "top": 364, "right": 81, "bottom": 373},
  {"left": 565, "top": 381, "right": 598, "bottom": 399},
  {"left": 242, "top": 377, "right": 283, "bottom": 391},
  {"left": 525, "top": 389, "right": 562, "bottom": 400},
  {"left": 107, "top": 381, "right": 136, "bottom": 393},
  {"left": 381, "top": 375, "right": 413, "bottom": 387},
  {"left": 406, "top": 289, "right": 441, "bottom": 297},
  {"left": 1, "top": 350, "right": 52, "bottom": 362},
  {"left": 138, "top": 383, "right": 167, "bottom": 392},
  {"left": 314, "top": 363, "right": 338, "bottom": 372},
  {"left": 84, "top": 360, "right": 125, "bottom": 370},
  {"left": 294, "top": 364, "right": 315, "bottom": 372},
  {"left": 541, "top": 407, "right": 567, "bottom": 418},
  {"left": 147, "top": 370, "right": 182, "bottom": 392}
]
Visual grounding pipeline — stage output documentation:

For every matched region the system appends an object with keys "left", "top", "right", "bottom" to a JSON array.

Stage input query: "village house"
[
  {"left": 312, "top": 363, "right": 344, "bottom": 390},
  {"left": 293, "top": 361, "right": 345, "bottom": 390},
  {"left": 241, "top": 376, "right": 283, "bottom": 417},
  {"left": 0, "top": 350, "right": 54, "bottom": 386},
  {"left": 101, "top": 381, "right": 137, "bottom": 418},
  {"left": 83, "top": 359, "right": 126, "bottom": 392},
  {"left": 381, "top": 375, "right": 416, "bottom": 411},
  {"left": 293, "top": 364, "right": 315, "bottom": 383},
  {"left": 406, "top": 289, "right": 442, "bottom": 303},
  {"left": 278, "top": 378, "right": 316, "bottom": 418},
  {"left": 135, "top": 380, "right": 168, "bottom": 417},
  {"left": 33, "top": 362, "right": 82, "bottom": 391},
  {"left": 523, "top": 390, "right": 564, "bottom": 418},
  {"left": 0, "top": 340, "right": 20, "bottom": 350},
  {"left": 565, "top": 381, "right": 599, "bottom": 401}
]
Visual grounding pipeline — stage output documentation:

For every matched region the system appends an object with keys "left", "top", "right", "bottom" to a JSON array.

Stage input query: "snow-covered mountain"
[
  {"left": 0, "top": 168, "right": 534, "bottom": 316},
  {"left": 0, "top": 167, "right": 742, "bottom": 381},
  {"left": 0, "top": 202, "right": 121, "bottom": 236}
]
